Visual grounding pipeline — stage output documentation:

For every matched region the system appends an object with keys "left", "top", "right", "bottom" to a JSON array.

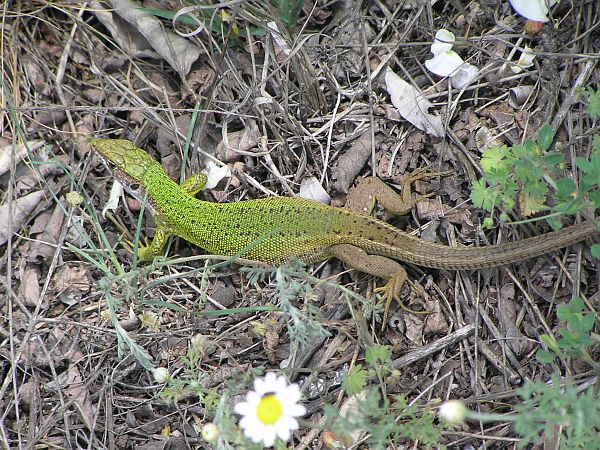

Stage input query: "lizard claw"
[
  {"left": 121, "top": 235, "right": 153, "bottom": 262},
  {"left": 374, "top": 277, "right": 431, "bottom": 331}
]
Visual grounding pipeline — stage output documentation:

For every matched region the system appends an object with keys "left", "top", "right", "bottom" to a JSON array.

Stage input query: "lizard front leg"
[{"left": 127, "top": 173, "right": 209, "bottom": 262}]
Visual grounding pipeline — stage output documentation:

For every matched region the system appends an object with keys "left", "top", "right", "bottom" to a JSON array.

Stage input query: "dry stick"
[
  {"left": 392, "top": 324, "right": 475, "bottom": 369},
  {"left": 504, "top": 270, "right": 554, "bottom": 337},
  {"left": 550, "top": 59, "right": 597, "bottom": 132},
  {"left": 54, "top": 4, "right": 87, "bottom": 134}
]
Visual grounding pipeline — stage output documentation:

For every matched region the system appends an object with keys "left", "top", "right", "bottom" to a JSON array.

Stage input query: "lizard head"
[
  {"left": 88, "top": 138, "right": 156, "bottom": 182},
  {"left": 88, "top": 137, "right": 165, "bottom": 205}
]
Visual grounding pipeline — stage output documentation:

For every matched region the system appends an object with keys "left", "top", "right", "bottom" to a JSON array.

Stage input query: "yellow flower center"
[{"left": 256, "top": 394, "right": 283, "bottom": 425}]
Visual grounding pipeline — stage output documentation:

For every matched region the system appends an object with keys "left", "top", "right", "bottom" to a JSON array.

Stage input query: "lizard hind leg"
[
  {"left": 330, "top": 244, "right": 429, "bottom": 331},
  {"left": 345, "top": 168, "right": 450, "bottom": 216}
]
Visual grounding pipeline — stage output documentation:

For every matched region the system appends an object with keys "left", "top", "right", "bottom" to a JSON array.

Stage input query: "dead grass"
[{"left": 1, "top": 0, "right": 599, "bottom": 448}]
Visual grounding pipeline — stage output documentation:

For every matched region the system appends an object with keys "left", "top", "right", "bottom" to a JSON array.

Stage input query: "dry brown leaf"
[
  {"left": 28, "top": 201, "right": 65, "bottom": 263},
  {"left": 497, "top": 283, "right": 533, "bottom": 355},
  {"left": 385, "top": 68, "right": 445, "bottom": 137},
  {"left": 416, "top": 199, "right": 471, "bottom": 225},
  {"left": 0, "top": 140, "right": 44, "bottom": 176},
  {"left": 24, "top": 326, "right": 74, "bottom": 369},
  {"left": 0, "top": 190, "right": 46, "bottom": 246},
  {"left": 21, "top": 55, "right": 52, "bottom": 96},
  {"left": 321, "top": 391, "right": 367, "bottom": 448},
  {"left": 184, "top": 66, "right": 216, "bottom": 102},
  {"left": 50, "top": 263, "right": 91, "bottom": 307},
  {"left": 215, "top": 121, "right": 262, "bottom": 162},
  {"left": 64, "top": 362, "right": 95, "bottom": 430},
  {"left": 263, "top": 319, "right": 282, "bottom": 363},
  {"left": 92, "top": 0, "right": 201, "bottom": 78},
  {"left": 19, "top": 265, "right": 42, "bottom": 308},
  {"left": 331, "top": 128, "right": 373, "bottom": 194},
  {"left": 17, "top": 380, "right": 40, "bottom": 413}
]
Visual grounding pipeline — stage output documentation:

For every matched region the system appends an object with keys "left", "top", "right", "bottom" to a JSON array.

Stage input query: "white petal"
[
  {"left": 204, "top": 160, "right": 230, "bottom": 189},
  {"left": 234, "top": 400, "right": 256, "bottom": 416},
  {"left": 450, "top": 63, "right": 479, "bottom": 89},
  {"left": 425, "top": 50, "right": 464, "bottom": 76},
  {"left": 431, "top": 29, "right": 456, "bottom": 55},
  {"left": 299, "top": 177, "right": 330, "bottom": 203},
  {"left": 278, "top": 415, "right": 299, "bottom": 433},
  {"left": 254, "top": 374, "right": 270, "bottom": 395},
  {"left": 102, "top": 181, "right": 123, "bottom": 218},
  {"left": 260, "top": 426, "right": 277, "bottom": 447},
  {"left": 271, "top": 375, "right": 288, "bottom": 394},
  {"left": 509, "top": 0, "right": 552, "bottom": 22},
  {"left": 242, "top": 391, "right": 260, "bottom": 407},
  {"left": 384, "top": 67, "right": 446, "bottom": 137},
  {"left": 266, "top": 21, "right": 291, "bottom": 56},
  {"left": 281, "top": 384, "right": 302, "bottom": 403},
  {"left": 286, "top": 403, "right": 307, "bottom": 417},
  {"left": 275, "top": 422, "right": 292, "bottom": 441},
  {"left": 239, "top": 414, "right": 261, "bottom": 434}
]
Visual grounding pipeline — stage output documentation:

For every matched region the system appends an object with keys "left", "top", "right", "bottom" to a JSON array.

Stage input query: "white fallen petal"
[
  {"left": 204, "top": 160, "right": 230, "bottom": 189},
  {"left": 511, "top": 46, "right": 536, "bottom": 73},
  {"left": 509, "top": 0, "right": 557, "bottom": 22},
  {"left": 425, "top": 50, "right": 464, "bottom": 77},
  {"left": 102, "top": 181, "right": 124, "bottom": 218},
  {"left": 450, "top": 63, "right": 479, "bottom": 89},
  {"left": 431, "top": 29, "right": 456, "bottom": 56},
  {"left": 385, "top": 67, "right": 445, "bottom": 137},
  {"left": 266, "top": 21, "right": 291, "bottom": 56},
  {"left": 299, "top": 177, "right": 330, "bottom": 204}
]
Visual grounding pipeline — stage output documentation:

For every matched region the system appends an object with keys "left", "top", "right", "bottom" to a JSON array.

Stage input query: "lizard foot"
[
  {"left": 398, "top": 166, "right": 454, "bottom": 211},
  {"left": 121, "top": 235, "right": 154, "bottom": 263},
  {"left": 375, "top": 276, "right": 431, "bottom": 331}
]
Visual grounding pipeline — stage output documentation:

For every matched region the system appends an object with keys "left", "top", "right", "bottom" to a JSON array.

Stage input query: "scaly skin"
[{"left": 89, "top": 138, "right": 599, "bottom": 323}]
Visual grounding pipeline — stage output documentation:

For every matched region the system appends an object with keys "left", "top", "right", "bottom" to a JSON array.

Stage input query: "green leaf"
[
  {"left": 581, "top": 313, "right": 596, "bottom": 332},
  {"left": 591, "top": 244, "right": 600, "bottom": 259},
  {"left": 592, "top": 135, "right": 600, "bottom": 154},
  {"left": 471, "top": 179, "right": 496, "bottom": 212},
  {"left": 575, "top": 156, "right": 593, "bottom": 172},
  {"left": 588, "top": 87, "right": 600, "bottom": 118},
  {"left": 365, "top": 344, "right": 392, "bottom": 367},
  {"left": 480, "top": 146, "right": 509, "bottom": 172},
  {"left": 536, "top": 349, "right": 555, "bottom": 363},
  {"left": 540, "top": 334, "right": 560, "bottom": 352},
  {"left": 479, "top": 217, "right": 493, "bottom": 229},
  {"left": 555, "top": 177, "right": 576, "bottom": 197},
  {"left": 546, "top": 216, "right": 565, "bottom": 231},
  {"left": 557, "top": 298, "right": 583, "bottom": 320},
  {"left": 273, "top": 0, "right": 305, "bottom": 27},
  {"left": 523, "top": 139, "right": 536, "bottom": 154},
  {"left": 342, "top": 365, "right": 368, "bottom": 396},
  {"left": 542, "top": 153, "right": 564, "bottom": 166},
  {"left": 537, "top": 124, "right": 554, "bottom": 151}
]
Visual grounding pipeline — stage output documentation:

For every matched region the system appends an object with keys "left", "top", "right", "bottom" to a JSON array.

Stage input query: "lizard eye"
[{"left": 129, "top": 183, "right": 140, "bottom": 192}]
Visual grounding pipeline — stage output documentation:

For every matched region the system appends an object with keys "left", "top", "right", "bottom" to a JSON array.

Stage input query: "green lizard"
[{"left": 89, "top": 138, "right": 599, "bottom": 323}]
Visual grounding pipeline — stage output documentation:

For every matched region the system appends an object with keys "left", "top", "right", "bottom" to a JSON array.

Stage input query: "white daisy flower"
[{"left": 234, "top": 372, "right": 306, "bottom": 447}]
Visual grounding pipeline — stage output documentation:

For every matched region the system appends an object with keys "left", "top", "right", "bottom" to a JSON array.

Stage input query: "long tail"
[{"left": 360, "top": 221, "right": 599, "bottom": 270}]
